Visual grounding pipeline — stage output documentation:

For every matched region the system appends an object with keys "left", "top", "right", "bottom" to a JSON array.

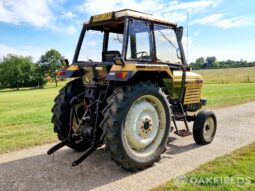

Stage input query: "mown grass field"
[
  {"left": 152, "top": 143, "right": 255, "bottom": 191},
  {"left": 195, "top": 66, "right": 255, "bottom": 84},
  {"left": 0, "top": 82, "right": 65, "bottom": 153},
  {"left": 202, "top": 83, "right": 255, "bottom": 108}
]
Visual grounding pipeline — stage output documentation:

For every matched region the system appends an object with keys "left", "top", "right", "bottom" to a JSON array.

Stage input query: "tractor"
[{"left": 48, "top": 9, "right": 217, "bottom": 171}]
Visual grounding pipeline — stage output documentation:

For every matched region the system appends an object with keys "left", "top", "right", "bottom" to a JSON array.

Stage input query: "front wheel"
[
  {"left": 101, "top": 82, "right": 171, "bottom": 171},
  {"left": 193, "top": 110, "right": 217, "bottom": 145}
]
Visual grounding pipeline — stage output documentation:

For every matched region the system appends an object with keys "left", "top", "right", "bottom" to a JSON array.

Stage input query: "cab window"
[
  {"left": 154, "top": 25, "right": 181, "bottom": 64},
  {"left": 126, "top": 20, "right": 152, "bottom": 61}
]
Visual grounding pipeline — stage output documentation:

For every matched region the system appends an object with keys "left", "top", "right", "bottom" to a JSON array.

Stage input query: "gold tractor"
[{"left": 48, "top": 9, "right": 217, "bottom": 171}]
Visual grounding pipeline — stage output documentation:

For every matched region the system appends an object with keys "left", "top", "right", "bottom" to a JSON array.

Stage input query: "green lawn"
[
  {"left": 152, "top": 143, "right": 255, "bottom": 191},
  {"left": 202, "top": 83, "right": 255, "bottom": 108},
  {"left": 0, "top": 83, "right": 63, "bottom": 153},
  {"left": 0, "top": 82, "right": 255, "bottom": 153}
]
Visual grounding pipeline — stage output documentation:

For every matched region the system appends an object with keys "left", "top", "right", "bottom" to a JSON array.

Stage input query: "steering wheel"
[{"left": 129, "top": 51, "right": 148, "bottom": 60}]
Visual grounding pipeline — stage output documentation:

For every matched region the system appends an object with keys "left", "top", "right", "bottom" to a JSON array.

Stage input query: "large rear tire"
[
  {"left": 101, "top": 82, "right": 170, "bottom": 171},
  {"left": 51, "top": 78, "right": 91, "bottom": 151}
]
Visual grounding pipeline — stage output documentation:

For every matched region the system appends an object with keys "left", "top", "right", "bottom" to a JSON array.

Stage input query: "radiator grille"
[{"left": 184, "top": 87, "right": 201, "bottom": 105}]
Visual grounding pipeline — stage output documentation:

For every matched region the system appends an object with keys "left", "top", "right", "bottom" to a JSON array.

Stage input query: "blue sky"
[{"left": 0, "top": 0, "right": 254, "bottom": 63}]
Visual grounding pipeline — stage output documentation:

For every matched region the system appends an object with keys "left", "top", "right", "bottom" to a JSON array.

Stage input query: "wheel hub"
[
  {"left": 203, "top": 117, "right": 215, "bottom": 141},
  {"left": 140, "top": 117, "right": 153, "bottom": 137}
]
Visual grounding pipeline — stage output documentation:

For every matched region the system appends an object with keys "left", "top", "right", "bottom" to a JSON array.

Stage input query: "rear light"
[
  {"left": 57, "top": 70, "right": 65, "bottom": 76},
  {"left": 115, "top": 72, "right": 128, "bottom": 79}
]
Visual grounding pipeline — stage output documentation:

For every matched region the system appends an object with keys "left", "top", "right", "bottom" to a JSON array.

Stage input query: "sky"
[{"left": 0, "top": 0, "right": 254, "bottom": 63}]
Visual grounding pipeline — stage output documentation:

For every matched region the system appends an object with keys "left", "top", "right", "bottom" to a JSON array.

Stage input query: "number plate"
[{"left": 92, "top": 12, "right": 113, "bottom": 22}]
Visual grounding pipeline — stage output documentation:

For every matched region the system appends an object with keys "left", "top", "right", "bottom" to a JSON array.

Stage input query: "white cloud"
[
  {"left": 0, "top": 44, "right": 46, "bottom": 61},
  {"left": 164, "top": 0, "right": 219, "bottom": 13},
  {"left": 0, "top": 0, "right": 53, "bottom": 27},
  {"left": 81, "top": 0, "right": 165, "bottom": 15},
  {"left": 78, "top": 0, "right": 220, "bottom": 24},
  {"left": 192, "top": 13, "right": 254, "bottom": 29},
  {"left": 87, "top": 41, "right": 97, "bottom": 46},
  {"left": 0, "top": 43, "right": 74, "bottom": 62},
  {"left": 61, "top": 11, "right": 76, "bottom": 20}
]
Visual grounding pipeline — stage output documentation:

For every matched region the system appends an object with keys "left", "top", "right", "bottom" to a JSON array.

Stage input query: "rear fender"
[{"left": 106, "top": 63, "right": 173, "bottom": 81}]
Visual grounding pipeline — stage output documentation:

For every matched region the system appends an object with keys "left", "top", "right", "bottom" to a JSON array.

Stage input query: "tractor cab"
[{"left": 72, "top": 9, "right": 185, "bottom": 67}]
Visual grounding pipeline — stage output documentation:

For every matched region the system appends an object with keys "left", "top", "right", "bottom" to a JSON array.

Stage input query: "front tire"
[
  {"left": 101, "top": 82, "right": 170, "bottom": 171},
  {"left": 193, "top": 110, "right": 217, "bottom": 145}
]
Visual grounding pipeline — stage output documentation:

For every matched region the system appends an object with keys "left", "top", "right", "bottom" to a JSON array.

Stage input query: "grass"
[
  {"left": 152, "top": 143, "right": 255, "bottom": 191},
  {"left": 0, "top": 75, "right": 255, "bottom": 153},
  {"left": 0, "top": 81, "right": 67, "bottom": 153},
  {"left": 195, "top": 67, "right": 255, "bottom": 84},
  {"left": 202, "top": 83, "right": 255, "bottom": 108}
]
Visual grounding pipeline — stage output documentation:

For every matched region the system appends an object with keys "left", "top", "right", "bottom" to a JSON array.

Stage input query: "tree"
[
  {"left": 206, "top": 56, "right": 217, "bottom": 68},
  {"left": 190, "top": 57, "right": 205, "bottom": 69},
  {"left": 38, "top": 49, "right": 62, "bottom": 87},
  {"left": 0, "top": 54, "right": 35, "bottom": 90},
  {"left": 31, "top": 64, "right": 47, "bottom": 88}
]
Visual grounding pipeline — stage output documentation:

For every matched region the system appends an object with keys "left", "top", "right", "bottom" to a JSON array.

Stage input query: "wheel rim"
[
  {"left": 203, "top": 117, "right": 215, "bottom": 142},
  {"left": 123, "top": 95, "right": 166, "bottom": 158}
]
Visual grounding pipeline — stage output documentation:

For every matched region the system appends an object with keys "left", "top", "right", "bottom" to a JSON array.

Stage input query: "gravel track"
[{"left": 0, "top": 102, "right": 255, "bottom": 191}]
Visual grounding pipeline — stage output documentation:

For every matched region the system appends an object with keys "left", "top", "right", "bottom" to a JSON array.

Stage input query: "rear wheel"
[
  {"left": 51, "top": 78, "right": 91, "bottom": 151},
  {"left": 101, "top": 82, "right": 170, "bottom": 171},
  {"left": 193, "top": 110, "right": 217, "bottom": 145}
]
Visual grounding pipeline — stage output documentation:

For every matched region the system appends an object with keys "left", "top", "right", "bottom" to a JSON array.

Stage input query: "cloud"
[
  {"left": 160, "top": 0, "right": 221, "bottom": 23},
  {"left": 78, "top": 0, "right": 220, "bottom": 24},
  {"left": 0, "top": 44, "right": 46, "bottom": 61},
  {"left": 0, "top": 43, "right": 75, "bottom": 62},
  {"left": 80, "top": 0, "right": 165, "bottom": 15},
  {"left": 0, "top": 0, "right": 53, "bottom": 27},
  {"left": 61, "top": 11, "right": 76, "bottom": 20},
  {"left": 192, "top": 13, "right": 254, "bottom": 29},
  {"left": 164, "top": 0, "right": 219, "bottom": 13}
]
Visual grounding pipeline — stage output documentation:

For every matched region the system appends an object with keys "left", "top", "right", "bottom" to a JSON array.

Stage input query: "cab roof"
[{"left": 86, "top": 9, "right": 177, "bottom": 27}]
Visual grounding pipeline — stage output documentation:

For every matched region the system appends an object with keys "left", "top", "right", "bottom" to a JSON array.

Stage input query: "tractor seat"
[{"left": 102, "top": 51, "right": 121, "bottom": 62}]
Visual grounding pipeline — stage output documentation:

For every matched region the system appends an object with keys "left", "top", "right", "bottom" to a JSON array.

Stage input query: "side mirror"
[
  {"left": 113, "top": 56, "right": 125, "bottom": 66},
  {"left": 60, "top": 59, "right": 69, "bottom": 67},
  {"left": 176, "top": 26, "right": 183, "bottom": 42}
]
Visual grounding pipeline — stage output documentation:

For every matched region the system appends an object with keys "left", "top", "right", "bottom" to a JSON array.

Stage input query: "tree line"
[
  {"left": 0, "top": 49, "right": 62, "bottom": 90},
  {"left": 190, "top": 56, "right": 255, "bottom": 70}
]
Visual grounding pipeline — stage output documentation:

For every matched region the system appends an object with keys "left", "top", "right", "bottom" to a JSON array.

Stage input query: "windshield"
[
  {"left": 154, "top": 25, "right": 181, "bottom": 64},
  {"left": 78, "top": 29, "right": 123, "bottom": 62}
]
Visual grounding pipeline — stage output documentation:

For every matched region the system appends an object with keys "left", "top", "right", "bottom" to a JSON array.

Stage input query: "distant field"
[
  {"left": 195, "top": 67, "right": 255, "bottom": 84},
  {"left": 0, "top": 80, "right": 255, "bottom": 153}
]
